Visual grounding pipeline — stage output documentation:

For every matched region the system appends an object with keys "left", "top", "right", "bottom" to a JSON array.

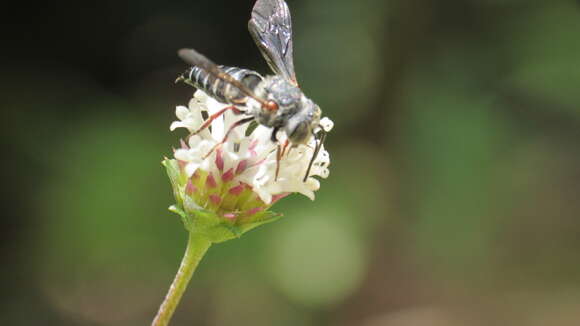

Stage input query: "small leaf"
[
  {"left": 168, "top": 204, "right": 282, "bottom": 243},
  {"left": 169, "top": 205, "right": 193, "bottom": 232},
  {"left": 237, "top": 211, "right": 283, "bottom": 234}
]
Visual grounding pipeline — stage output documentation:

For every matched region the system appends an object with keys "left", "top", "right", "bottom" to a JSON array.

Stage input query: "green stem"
[{"left": 151, "top": 232, "right": 211, "bottom": 326}]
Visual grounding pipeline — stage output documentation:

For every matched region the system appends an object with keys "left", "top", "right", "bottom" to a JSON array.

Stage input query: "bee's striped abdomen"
[{"left": 180, "top": 65, "right": 263, "bottom": 104}]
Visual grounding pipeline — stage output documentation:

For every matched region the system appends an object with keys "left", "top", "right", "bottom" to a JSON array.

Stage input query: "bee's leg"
[
  {"left": 203, "top": 117, "right": 254, "bottom": 159},
  {"left": 274, "top": 140, "right": 290, "bottom": 181},
  {"left": 270, "top": 127, "right": 279, "bottom": 142},
  {"left": 191, "top": 105, "right": 246, "bottom": 137},
  {"left": 303, "top": 130, "right": 327, "bottom": 182},
  {"left": 281, "top": 139, "right": 290, "bottom": 156},
  {"left": 269, "top": 127, "right": 282, "bottom": 180},
  {"left": 275, "top": 143, "right": 282, "bottom": 181}
]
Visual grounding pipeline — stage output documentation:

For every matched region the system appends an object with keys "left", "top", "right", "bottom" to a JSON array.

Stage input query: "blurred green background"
[{"left": 3, "top": 0, "right": 580, "bottom": 325}]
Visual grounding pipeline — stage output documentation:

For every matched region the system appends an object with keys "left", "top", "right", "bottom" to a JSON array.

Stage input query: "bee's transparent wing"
[{"left": 248, "top": 0, "right": 297, "bottom": 85}]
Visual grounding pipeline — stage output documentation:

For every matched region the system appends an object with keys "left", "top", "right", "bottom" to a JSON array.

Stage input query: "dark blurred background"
[{"left": 3, "top": 0, "right": 580, "bottom": 325}]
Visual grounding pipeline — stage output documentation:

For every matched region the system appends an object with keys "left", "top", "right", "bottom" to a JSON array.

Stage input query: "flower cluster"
[{"left": 164, "top": 90, "right": 332, "bottom": 240}]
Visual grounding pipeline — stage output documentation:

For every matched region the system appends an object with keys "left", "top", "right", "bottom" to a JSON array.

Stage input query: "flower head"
[{"left": 164, "top": 90, "right": 332, "bottom": 242}]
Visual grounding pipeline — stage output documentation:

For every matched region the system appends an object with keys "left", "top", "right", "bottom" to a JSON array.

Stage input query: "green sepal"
[
  {"left": 235, "top": 211, "right": 282, "bottom": 236},
  {"left": 168, "top": 205, "right": 282, "bottom": 243}
]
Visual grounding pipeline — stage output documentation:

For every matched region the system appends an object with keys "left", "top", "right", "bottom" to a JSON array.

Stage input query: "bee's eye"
[{"left": 264, "top": 100, "right": 278, "bottom": 111}]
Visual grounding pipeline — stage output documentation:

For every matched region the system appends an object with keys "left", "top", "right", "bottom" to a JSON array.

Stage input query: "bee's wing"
[
  {"left": 248, "top": 0, "right": 297, "bottom": 85},
  {"left": 178, "top": 48, "right": 270, "bottom": 107}
]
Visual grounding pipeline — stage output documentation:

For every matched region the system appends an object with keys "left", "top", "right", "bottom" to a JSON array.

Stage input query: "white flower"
[{"left": 171, "top": 90, "right": 332, "bottom": 206}]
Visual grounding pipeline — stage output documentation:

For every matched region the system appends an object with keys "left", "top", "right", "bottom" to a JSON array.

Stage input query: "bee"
[{"left": 176, "top": 0, "right": 327, "bottom": 181}]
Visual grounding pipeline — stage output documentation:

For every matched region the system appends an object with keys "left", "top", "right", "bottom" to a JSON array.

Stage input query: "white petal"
[
  {"left": 187, "top": 135, "right": 202, "bottom": 148},
  {"left": 174, "top": 148, "right": 192, "bottom": 162},
  {"left": 320, "top": 117, "right": 334, "bottom": 132},
  {"left": 298, "top": 189, "right": 315, "bottom": 201},
  {"left": 185, "top": 162, "right": 200, "bottom": 177},
  {"left": 175, "top": 105, "right": 190, "bottom": 120},
  {"left": 170, "top": 121, "right": 187, "bottom": 131},
  {"left": 255, "top": 187, "right": 273, "bottom": 204}
]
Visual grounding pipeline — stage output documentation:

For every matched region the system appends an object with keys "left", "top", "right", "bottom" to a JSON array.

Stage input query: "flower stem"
[{"left": 151, "top": 232, "right": 211, "bottom": 326}]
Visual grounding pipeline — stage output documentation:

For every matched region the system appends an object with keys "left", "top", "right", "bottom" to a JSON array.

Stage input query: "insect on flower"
[{"left": 176, "top": 0, "right": 328, "bottom": 182}]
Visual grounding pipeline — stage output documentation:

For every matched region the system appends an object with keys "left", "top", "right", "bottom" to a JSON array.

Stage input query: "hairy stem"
[{"left": 151, "top": 232, "right": 211, "bottom": 326}]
